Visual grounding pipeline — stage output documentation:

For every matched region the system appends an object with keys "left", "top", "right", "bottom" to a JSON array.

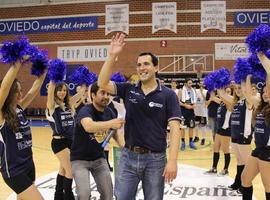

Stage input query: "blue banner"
[
  {"left": 234, "top": 12, "right": 270, "bottom": 26},
  {"left": 40, "top": 64, "right": 81, "bottom": 96},
  {"left": 0, "top": 16, "right": 98, "bottom": 35}
]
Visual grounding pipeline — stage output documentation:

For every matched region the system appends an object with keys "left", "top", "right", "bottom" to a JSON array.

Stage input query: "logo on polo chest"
[{"left": 149, "top": 102, "right": 163, "bottom": 108}]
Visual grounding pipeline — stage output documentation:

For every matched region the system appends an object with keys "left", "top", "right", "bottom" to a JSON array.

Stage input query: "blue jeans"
[
  {"left": 115, "top": 148, "right": 166, "bottom": 200},
  {"left": 71, "top": 158, "right": 113, "bottom": 200}
]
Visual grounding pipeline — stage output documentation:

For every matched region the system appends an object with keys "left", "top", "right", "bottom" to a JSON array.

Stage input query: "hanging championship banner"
[
  {"left": 152, "top": 2, "right": 177, "bottom": 34},
  {"left": 105, "top": 4, "right": 129, "bottom": 35},
  {"left": 201, "top": 1, "right": 226, "bottom": 33}
]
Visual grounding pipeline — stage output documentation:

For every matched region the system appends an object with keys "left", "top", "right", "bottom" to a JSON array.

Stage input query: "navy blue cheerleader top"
[
  {"left": 216, "top": 102, "right": 227, "bottom": 129},
  {"left": 254, "top": 112, "right": 270, "bottom": 148},
  {"left": 46, "top": 105, "right": 75, "bottom": 140},
  {"left": 230, "top": 99, "right": 252, "bottom": 140},
  {"left": 0, "top": 105, "right": 33, "bottom": 178}
]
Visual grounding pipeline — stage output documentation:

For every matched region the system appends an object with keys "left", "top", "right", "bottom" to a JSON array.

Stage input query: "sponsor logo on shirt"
[
  {"left": 15, "top": 132, "right": 23, "bottom": 140},
  {"left": 130, "top": 91, "right": 141, "bottom": 96},
  {"left": 129, "top": 98, "right": 138, "bottom": 104},
  {"left": 149, "top": 102, "right": 163, "bottom": 108}
]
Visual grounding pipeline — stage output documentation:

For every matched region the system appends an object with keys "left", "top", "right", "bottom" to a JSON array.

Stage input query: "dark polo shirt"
[{"left": 114, "top": 80, "right": 182, "bottom": 152}]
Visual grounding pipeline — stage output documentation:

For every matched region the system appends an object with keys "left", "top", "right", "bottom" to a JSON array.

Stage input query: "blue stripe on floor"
[{"left": 29, "top": 119, "right": 49, "bottom": 127}]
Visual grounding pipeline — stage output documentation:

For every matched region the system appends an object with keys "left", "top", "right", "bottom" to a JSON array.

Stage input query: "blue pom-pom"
[
  {"left": 203, "top": 72, "right": 215, "bottom": 92},
  {"left": 69, "top": 66, "right": 98, "bottom": 86},
  {"left": 234, "top": 58, "right": 253, "bottom": 84},
  {"left": 247, "top": 53, "right": 266, "bottom": 81},
  {"left": 30, "top": 49, "right": 49, "bottom": 77},
  {"left": 69, "top": 66, "right": 89, "bottom": 85},
  {"left": 0, "top": 35, "right": 33, "bottom": 64},
  {"left": 204, "top": 68, "right": 231, "bottom": 91},
  {"left": 48, "top": 59, "right": 66, "bottom": 83},
  {"left": 214, "top": 67, "right": 231, "bottom": 89},
  {"left": 246, "top": 24, "right": 270, "bottom": 58},
  {"left": 85, "top": 72, "right": 98, "bottom": 86},
  {"left": 110, "top": 72, "right": 126, "bottom": 82}
]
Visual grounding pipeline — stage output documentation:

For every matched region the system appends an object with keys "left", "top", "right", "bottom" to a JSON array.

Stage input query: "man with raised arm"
[{"left": 98, "top": 33, "right": 182, "bottom": 200}]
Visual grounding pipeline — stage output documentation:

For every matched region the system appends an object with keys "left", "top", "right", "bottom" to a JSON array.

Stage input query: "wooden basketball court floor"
[{"left": 0, "top": 127, "right": 264, "bottom": 199}]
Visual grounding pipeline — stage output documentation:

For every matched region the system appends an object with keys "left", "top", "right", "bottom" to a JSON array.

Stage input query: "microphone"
[{"left": 101, "top": 129, "right": 116, "bottom": 148}]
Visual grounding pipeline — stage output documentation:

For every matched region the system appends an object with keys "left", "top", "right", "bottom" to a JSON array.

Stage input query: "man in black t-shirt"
[{"left": 70, "top": 82, "right": 124, "bottom": 200}]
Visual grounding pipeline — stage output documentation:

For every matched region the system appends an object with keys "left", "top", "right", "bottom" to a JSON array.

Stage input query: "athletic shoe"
[
  {"left": 193, "top": 136, "right": 199, "bottom": 142},
  {"left": 181, "top": 142, "right": 186, "bottom": 151},
  {"left": 200, "top": 138, "right": 205, "bottom": 145},
  {"left": 204, "top": 168, "right": 217, "bottom": 174},
  {"left": 236, "top": 188, "right": 243, "bottom": 195},
  {"left": 228, "top": 183, "right": 240, "bottom": 190},
  {"left": 189, "top": 141, "right": 197, "bottom": 149},
  {"left": 218, "top": 169, "right": 229, "bottom": 176}
]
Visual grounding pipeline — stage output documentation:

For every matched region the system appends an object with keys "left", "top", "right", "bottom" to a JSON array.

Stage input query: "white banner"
[
  {"left": 105, "top": 4, "right": 129, "bottom": 35},
  {"left": 215, "top": 43, "right": 250, "bottom": 60},
  {"left": 152, "top": 2, "right": 177, "bottom": 34},
  {"left": 57, "top": 46, "right": 109, "bottom": 62},
  {"left": 201, "top": 1, "right": 226, "bottom": 33}
]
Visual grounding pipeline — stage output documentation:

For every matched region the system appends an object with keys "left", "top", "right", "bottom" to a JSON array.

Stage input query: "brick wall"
[{"left": 0, "top": 0, "right": 269, "bottom": 108}]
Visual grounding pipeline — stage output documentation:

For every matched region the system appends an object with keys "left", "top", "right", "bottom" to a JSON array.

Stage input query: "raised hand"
[
  {"left": 245, "top": 75, "right": 252, "bottom": 93},
  {"left": 108, "top": 32, "right": 126, "bottom": 57},
  {"left": 257, "top": 52, "right": 270, "bottom": 74}
]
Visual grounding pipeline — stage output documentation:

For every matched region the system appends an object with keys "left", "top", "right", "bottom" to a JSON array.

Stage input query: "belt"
[
  {"left": 125, "top": 145, "right": 155, "bottom": 154},
  {"left": 53, "top": 135, "right": 65, "bottom": 139}
]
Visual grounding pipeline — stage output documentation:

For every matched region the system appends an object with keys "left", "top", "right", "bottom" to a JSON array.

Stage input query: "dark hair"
[
  {"left": 253, "top": 85, "right": 270, "bottom": 125},
  {"left": 0, "top": 79, "right": 20, "bottom": 132},
  {"left": 138, "top": 52, "right": 158, "bottom": 66},
  {"left": 90, "top": 82, "right": 100, "bottom": 101},
  {"left": 186, "top": 78, "right": 193, "bottom": 83},
  {"left": 54, "top": 82, "right": 71, "bottom": 109}
]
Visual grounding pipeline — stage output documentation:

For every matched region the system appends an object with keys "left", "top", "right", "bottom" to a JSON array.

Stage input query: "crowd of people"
[{"left": 0, "top": 30, "right": 270, "bottom": 200}]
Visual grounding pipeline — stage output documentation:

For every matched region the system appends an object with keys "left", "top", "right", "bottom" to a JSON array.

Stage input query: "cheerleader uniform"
[
  {"left": 252, "top": 112, "right": 270, "bottom": 161},
  {"left": 229, "top": 99, "right": 253, "bottom": 191},
  {"left": 46, "top": 105, "right": 75, "bottom": 153},
  {"left": 209, "top": 102, "right": 231, "bottom": 173},
  {"left": 230, "top": 99, "right": 252, "bottom": 145},
  {"left": 46, "top": 105, "right": 75, "bottom": 199},
  {"left": 242, "top": 112, "right": 270, "bottom": 200},
  {"left": 0, "top": 106, "right": 35, "bottom": 194}
]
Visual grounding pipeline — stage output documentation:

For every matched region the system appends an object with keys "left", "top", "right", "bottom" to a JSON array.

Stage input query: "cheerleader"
[
  {"left": 241, "top": 53, "right": 270, "bottom": 200},
  {"left": 227, "top": 82, "right": 254, "bottom": 192},
  {"left": 205, "top": 86, "right": 232, "bottom": 175},
  {"left": 46, "top": 60, "right": 84, "bottom": 200},
  {"left": 0, "top": 58, "right": 46, "bottom": 199}
]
